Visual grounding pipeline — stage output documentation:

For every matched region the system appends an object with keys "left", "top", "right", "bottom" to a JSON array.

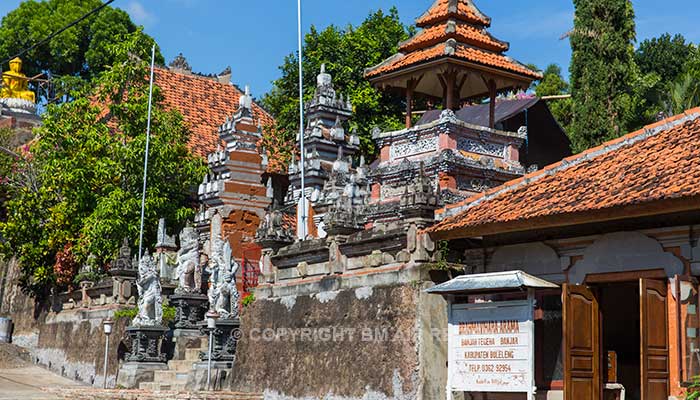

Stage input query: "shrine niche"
[{"left": 568, "top": 232, "right": 684, "bottom": 284}]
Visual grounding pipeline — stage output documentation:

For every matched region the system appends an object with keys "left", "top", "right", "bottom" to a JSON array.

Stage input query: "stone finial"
[
  {"left": 156, "top": 218, "right": 176, "bottom": 249},
  {"left": 330, "top": 116, "right": 345, "bottom": 141},
  {"left": 169, "top": 53, "right": 192, "bottom": 73},
  {"left": 239, "top": 85, "right": 253, "bottom": 111},
  {"left": 317, "top": 64, "right": 333, "bottom": 88},
  {"left": 114, "top": 238, "right": 132, "bottom": 270},
  {"left": 445, "top": 38, "right": 457, "bottom": 56}
]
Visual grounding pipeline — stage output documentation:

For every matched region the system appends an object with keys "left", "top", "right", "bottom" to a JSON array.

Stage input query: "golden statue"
[{"left": 1, "top": 57, "right": 35, "bottom": 102}]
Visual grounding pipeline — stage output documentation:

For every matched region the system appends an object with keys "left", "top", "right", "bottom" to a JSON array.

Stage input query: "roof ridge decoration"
[
  {"left": 416, "top": 0, "right": 491, "bottom": 28},
  {"left": 433, "top": 108, "right": 700, "bottom": 222}
]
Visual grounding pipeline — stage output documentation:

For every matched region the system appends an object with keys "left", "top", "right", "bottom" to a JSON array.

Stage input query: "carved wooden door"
[
  {"left": 640, "top": 279, "right": 669, "bottom": 400},
  {"left": 563, "top": 284, "right": 601, "bottom": 400}
]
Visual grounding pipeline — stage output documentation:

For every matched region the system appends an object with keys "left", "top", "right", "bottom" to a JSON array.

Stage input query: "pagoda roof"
[
  {"left": 415, "top": 0, "right": 491, "bottom": 28},
  {"left": 398, "top": 20, "right": 508, "bottom": 53},
  {"left": 365, "top": 0, "right": 541, "bottom": 99}
]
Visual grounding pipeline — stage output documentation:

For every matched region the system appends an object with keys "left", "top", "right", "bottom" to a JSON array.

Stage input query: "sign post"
[
  {"left": 427, "top": 271, "right": 557, "bottom": 400},
  {"left": 448, "top": 298, "right": 536, "bottom": 399}
]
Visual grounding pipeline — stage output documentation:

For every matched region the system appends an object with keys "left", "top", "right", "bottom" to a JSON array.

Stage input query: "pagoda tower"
[
  {"left": 363, "top": 0, "right": 543, "bottom": 222},
  {"left": 365, "top": 0, "right": 541, "bottom": 129},
  {"left": 197, "top": 86, "right": 271, "bottom": 262}
]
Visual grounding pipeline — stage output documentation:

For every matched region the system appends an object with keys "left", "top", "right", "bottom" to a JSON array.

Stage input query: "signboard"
[{"left": 448, "top": 300, "right": 534, "bottom": 395}]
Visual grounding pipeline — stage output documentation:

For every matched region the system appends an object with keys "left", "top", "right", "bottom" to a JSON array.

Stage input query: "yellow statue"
[{"left": 1, "top": 57, "right": 35, "bottom": 102}]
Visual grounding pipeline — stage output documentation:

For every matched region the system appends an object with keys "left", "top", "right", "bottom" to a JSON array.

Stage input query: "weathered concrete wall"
[
  {"left": 0, "top": 256, "right": 43, "bottom": 348},
  {"left": 232, "top": 280, "right": 447, "bottom": 400},
  {"left": 0, "top": 256, "right": 128, "bottom": 387},
  {"left": 35, "top": 307, "right": 128, "bottom": 387}
]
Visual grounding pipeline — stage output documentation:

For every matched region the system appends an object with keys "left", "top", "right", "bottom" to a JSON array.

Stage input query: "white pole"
[
  {"left": 297, "top": 0, "right": 307, "bottom": 239},
  {"left": 207, "top": 328, "right": 213, "bottom": 390},
  {"left": 102, "top": 337, "right": 109, "bottom": 389},
  {"left": 138, "top": 44, "right": 156, "bottom": 261}
]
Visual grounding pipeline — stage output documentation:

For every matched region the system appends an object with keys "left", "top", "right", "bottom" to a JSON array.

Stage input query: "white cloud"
[{"left": 126, "top": 1, "right": 157, "bottom": 26}]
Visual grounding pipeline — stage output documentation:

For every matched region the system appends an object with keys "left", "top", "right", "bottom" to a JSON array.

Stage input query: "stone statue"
[
  {"left": 207, "top": 237, "right": 240, "bottom": 319},
  {"left": 175, "top": 225, "right": 201, "bottom": 294},
  {"left": 1, "top": 57, "right": 35, "bottom": 102},
  {"left": 132, "top": 250, "right": 163, "bottom": 326}
]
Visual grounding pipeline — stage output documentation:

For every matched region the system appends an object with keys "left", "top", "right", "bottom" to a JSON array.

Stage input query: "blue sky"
[{"left": 1, "top": 0, "right": 699, "bottom": 97}]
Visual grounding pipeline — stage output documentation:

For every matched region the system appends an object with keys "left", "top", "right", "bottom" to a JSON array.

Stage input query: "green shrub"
[
  {"left": 113, "top": 304, "right": 176, "bottom": 324},
  {"left": 242, "top": 293, "right": 255, "bottom": 307}
]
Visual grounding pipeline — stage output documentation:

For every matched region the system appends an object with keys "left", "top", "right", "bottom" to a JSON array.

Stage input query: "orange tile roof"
[
  {"left": 416, "top": 0, "right": 491, "bottom": 27},
  {"left": 428, "top": 108, "right": 700, "bottom": 239},
  {"left": 366, "top": 42, "right": 541, "bottom": 80},
  {"left": 399, "top": 22, "right": 508, "bottom": 53},
  {"left": 154, "top": 68, "right": 275, "bottom": 158}
]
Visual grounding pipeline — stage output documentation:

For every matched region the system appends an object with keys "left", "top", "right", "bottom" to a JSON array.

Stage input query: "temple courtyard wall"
[
  {"left": 0, "top": 257, "right": 128, "bottom": 388},
  {"left": 231, "top": 264, "right": 448, "bottom": 400}
]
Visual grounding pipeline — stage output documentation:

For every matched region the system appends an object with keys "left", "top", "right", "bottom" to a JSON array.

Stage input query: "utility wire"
[{"left": 1, "top": 0, "right": 117, "bottom": 66}]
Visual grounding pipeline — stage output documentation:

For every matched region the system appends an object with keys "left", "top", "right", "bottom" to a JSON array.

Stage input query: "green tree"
[
  {"left": 635, "top": 33, "right": 694, "bottom": 83},
  {"left": 534, "top": 64, "right": 573, "bottom": 133},
  {"left": 569, "top": 0, "right": 637, "bottom": 152},
  {"left": 262, "top": 8, "right": 411, "bottom": 157},
  {"left": 0, "top": 0, "right": 163, "bottom": 79},
  {"left": 0, "top": 31, "right": 206, "bottom": 299}
]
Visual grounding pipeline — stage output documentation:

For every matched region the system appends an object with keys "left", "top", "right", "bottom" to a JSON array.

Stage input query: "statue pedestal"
[
  {"left": 115, "top": 362, "right": 168, "bottom": 389},
  {"left": 198, "top": 318, "right": 240, "bottom": 362},
  {"left": 171, "top": 293, "right": 208, "bottom": 331},
  {"left": 123, "top": 325, "right": 168, "bottom": 363},
  {"left": 184, "top": 319, "right": 240, "bottom": 391}
]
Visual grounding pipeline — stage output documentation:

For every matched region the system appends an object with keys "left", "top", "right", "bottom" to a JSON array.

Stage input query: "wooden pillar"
[
  {"left": 488, "top": 79, "right": 497, "bottom": 129},
  {"left": 405, "top": 84, "right": 413, "bottom": 129},
  {"left": 445, "top": 70, "right": 456, "bottom": 111},
  {"left": 405, "top": 76, "right": 423, "bottom": 129}
]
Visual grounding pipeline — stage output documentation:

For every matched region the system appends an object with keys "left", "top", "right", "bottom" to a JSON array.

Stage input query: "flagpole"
[
  {"left": 297, "top": 0, "right": 307, "bottom": 239},
  {"left": 138, "top": 44, "right": 156, "bottom": 261}
]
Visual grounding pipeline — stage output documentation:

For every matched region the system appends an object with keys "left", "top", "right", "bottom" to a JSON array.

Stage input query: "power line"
[{"left": 1, "top": 0, "right": 117, "bottom": 66}]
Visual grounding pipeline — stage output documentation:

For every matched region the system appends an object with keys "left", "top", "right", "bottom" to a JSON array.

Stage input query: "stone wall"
[
  {"left": 0, "top": 257, "right": 128, "bottom": 387},
  {"left": 231, "top": 280, "right": 447, "bottom": 400}
]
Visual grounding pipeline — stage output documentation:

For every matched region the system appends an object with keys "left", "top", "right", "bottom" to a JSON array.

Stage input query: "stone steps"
[{"left": 184, "top": 348, "right": 204, "bottom": 361}]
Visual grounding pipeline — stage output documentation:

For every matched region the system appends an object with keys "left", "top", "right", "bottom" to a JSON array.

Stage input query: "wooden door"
[
  {"left": 563, "top": 284, "right": 601, "bottom": 400},
  {"left": 640, "top": 279, "right": 669, "bottom": 400}
]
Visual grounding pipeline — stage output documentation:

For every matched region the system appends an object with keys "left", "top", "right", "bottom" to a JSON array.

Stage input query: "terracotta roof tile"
[
  {"left": 399, "top": 22, "right": 508, "bottom": 53},
  {"left": 428, "top": 108, "right": 700, "bottom": 238},
  {"left": 416, "top": 0, "right": 491, "bottom": 27},
  {"left": 366, "top": 42, "right": 540, "bottom": 80},
  {"left": 154, "top": 68, "right": 275, "bottom": 158}
]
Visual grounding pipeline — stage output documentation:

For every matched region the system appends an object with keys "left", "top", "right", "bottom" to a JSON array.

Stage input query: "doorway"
[
  {"left": 598, "top": 283, "right": 641, "bottom": 400},
  {"left": 563, "top": 278, "right": 669, "bottom": 400}
]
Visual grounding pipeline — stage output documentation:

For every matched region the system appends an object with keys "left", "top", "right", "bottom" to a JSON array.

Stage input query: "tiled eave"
[{"left": 427, "top": 108, "right": 700, "bottom": 240}]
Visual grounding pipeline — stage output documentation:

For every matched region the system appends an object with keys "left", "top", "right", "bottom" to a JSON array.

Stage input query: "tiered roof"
[
  {"left": 427, "top": 108, "right": 700, "bottom": 240},
  {"left": 365, "top": 0, "right": 541, "bottom": 98}
]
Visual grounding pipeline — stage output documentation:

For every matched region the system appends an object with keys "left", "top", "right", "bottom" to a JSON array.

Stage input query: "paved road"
[{"left": 0, "top": 365, "right": 82, "bottom": 400}]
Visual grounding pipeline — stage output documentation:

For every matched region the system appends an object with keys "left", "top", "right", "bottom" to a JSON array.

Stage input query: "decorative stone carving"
[
  {"left": 457, "top": 137, "right": 506, "bottom": 158},
  {"left": 456, "top": 176, "right": 497, "bottom": 192},
  {"left": 569, "top": 232, "right": 685, "bottom": 284},
  {"left": 197, "top": 318, "right": 240, "bottom": 362},
  {"left": 169, "top": 53, "right": 192, "bottom": 72},
  {"left": 257, "top": 210, "right": 295, "bottom": 247},
  {"left": 132, "top": 251, "right": 163, "bottom": 327},
  {"left": 124, "top": 325, "right": 168, "bottom": 363},
  {"left": 175, "top": 225, "right": 202, "bottom": 294},
  {"left": 207, "top": 236, "right": 240, "bottom": 320},
  {"left": 389, "top": 136, "right": 439, "bottom": 160},
  {"left": 113, "top": 238, "right": 134, "bottom": 271}
]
